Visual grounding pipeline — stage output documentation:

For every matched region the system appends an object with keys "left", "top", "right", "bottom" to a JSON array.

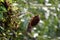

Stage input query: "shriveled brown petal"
[{"left": 30, "top": 15, "right": 40, "bottom": 26}]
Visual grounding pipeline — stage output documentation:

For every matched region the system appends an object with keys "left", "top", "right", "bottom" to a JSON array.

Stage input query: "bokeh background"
[{"left": 0, "top": 0, "right": 60, "bottom": 40}]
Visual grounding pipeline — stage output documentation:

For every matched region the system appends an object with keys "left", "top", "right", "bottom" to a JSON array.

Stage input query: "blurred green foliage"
[{"left": 0, "top": 0, "right": 60, "bottom": 40}]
